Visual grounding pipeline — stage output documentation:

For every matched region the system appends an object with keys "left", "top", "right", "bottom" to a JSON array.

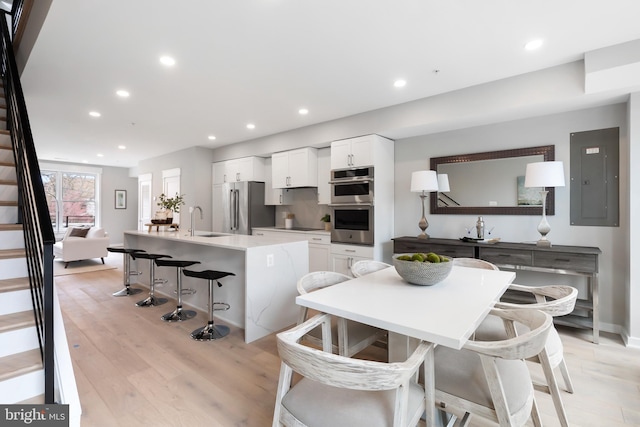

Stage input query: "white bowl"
[{"left": 393, "top": 253, "right": 453, "bottom": 286}]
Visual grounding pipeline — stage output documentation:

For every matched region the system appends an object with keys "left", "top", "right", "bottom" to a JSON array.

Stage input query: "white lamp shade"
[
  {"left": 411, "top": 170, "right": 439, "bottom": 192},
  {"left": 437, "top": 174, "right": 450, "bottom": 192},
  {"left": 524, "top": 161, "right": 565, "bottom": 188}
]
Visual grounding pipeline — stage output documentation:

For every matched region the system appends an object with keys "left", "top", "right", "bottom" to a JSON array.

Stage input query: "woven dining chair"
[
  {"left": 435, "top": 308, "right": 553, "bottom": 427},
  {"left": 297, "top": 271, "right": 386, "bottom": 357},
  {"left": 273, "top": 313, "right": 432, "bottom": 427},
  {"left": 350, "top": 259, "right": 392, "bottom": 278}
]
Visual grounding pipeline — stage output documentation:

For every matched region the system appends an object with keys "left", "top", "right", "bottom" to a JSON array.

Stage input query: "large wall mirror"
[{"left": 430, "top": 145, "right": 555, "bottom": 215}]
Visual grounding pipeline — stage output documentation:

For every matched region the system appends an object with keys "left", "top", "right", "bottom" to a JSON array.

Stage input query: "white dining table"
[{"left": 295, "top": 264, "right": 516, "bottom": 425}]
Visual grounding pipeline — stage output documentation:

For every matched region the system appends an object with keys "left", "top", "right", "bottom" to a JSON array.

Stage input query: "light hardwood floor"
[{"left": 55, "top": 254, "right": 640, "bottom": 426}]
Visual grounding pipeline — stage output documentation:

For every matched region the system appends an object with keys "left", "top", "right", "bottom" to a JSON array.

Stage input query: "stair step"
[
  {"left": 0, "top": 161, "right": 14, "bottom": 167},
  {"left": 0, "top": 224, "right": 21, "bottom": 231},
  {"left": 0, "top": 277, "right": 30, "bottom": 294},
  {"left": 0, "top": 179, "right": 17, "bottom": 186},
  {"left": 0, "top": 311, "right": 34, "bottom": 333},
  {"left": 18, "top": 394, "right": 45, "bottom": 404},
  {"left": 0, "top": 200, "right": 18, "bottom": 207},
  {"left": 0, "top": 249, "right": 25, "bottom": 260},
  {"left": 0, "top": 348, "right": 42, "bottom": 382}
]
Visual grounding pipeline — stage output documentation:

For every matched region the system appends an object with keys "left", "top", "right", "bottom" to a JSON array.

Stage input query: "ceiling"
[{"left": 19, "top": 0, "right": 640, "bottom": 168}]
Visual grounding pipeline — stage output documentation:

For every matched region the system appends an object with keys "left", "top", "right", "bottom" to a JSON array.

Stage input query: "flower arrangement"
[
  {"left": 320, "top": 214, "right": 330, "bottom": 223},
  {"left": 157, "top": 193, "right": 185, "bottom": 213}
]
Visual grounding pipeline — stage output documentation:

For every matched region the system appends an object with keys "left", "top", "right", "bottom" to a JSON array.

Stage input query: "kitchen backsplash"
[{"left": 274, "top": 188, "right": 330, "bottom": 229}]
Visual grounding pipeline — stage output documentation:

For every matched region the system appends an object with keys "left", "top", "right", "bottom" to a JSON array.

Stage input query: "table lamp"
[
  {"left": 524, "top": 161, "right": 565, "bottom": 247},
  {"left": 411, "top": 170, "right": 439, "bottom": 239}
]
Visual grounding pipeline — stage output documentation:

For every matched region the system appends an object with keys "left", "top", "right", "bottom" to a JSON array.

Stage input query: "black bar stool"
[
  {"left": 131, "top": 252, "right": 172, "bottom": 307},
  {"left": 182, "top": 269, "right": 235, "bottom": 340},
  {"left": 155, "top": 259, "right": 201, "bottom": 322},
  {"left": 106, "top": 247, "right": 145, "bottom": 296}
]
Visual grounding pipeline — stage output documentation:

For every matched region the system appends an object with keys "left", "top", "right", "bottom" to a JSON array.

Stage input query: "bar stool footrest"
[{"left": 213, "top": 302, "right": 230, "bottom": 311}]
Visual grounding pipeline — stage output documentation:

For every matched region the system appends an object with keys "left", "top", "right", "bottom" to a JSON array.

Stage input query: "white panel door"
[
  {"left": 138, "top": 173, "right": 152, "bottom": 230},
  {"left": 163, "top": 168, "right": 181, "bottom": 224}
]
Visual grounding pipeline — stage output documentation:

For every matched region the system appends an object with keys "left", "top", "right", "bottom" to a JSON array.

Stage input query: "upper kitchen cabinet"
[
  {"left": 317, "top": 147, "right": 331, "bottom": 204},
  {"left": 272, "top": 147, "right": 318, "bottom": 188},
  {"left": 331, "top": 135, "right": 378, "bottom": 169},
  {"left": 212, "top": 156, "right": 266, "bottom": 184},
  {"left": 264, "top": 157, "right": 293, "bottom": 205}
]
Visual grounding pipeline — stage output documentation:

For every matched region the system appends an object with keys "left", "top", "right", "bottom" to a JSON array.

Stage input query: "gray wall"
[
  {"left": 137, "top": 146, "right": 216, "bottom": 232},
  {"left": 101, "top": 166, "right": 138, "bottom": 245}
]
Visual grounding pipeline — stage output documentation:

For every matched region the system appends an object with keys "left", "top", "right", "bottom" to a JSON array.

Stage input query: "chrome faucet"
[{"left": 189, "top": 206, "right": 203, "bottom": 237}]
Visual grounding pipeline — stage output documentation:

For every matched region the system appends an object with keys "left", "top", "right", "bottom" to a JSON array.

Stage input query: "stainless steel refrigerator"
[{"left": 212, "top": 181, "right": 275, "bottom": 234}]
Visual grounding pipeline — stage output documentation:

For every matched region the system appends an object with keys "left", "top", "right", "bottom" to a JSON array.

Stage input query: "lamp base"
[
  {"left": 536, "top": 239, "right": 552, "bottom": 248},
  {"left": 417, "top": 232, "right": 429, "bottom": 240}
]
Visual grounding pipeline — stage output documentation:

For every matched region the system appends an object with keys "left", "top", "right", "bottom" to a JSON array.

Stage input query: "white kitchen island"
[{"left": 124, "top": 230, "right": 308, "bottom": 343}]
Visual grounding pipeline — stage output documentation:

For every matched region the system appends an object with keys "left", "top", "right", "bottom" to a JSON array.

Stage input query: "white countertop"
[
  {"left": 252, "top": 226, "right": 330, "bottom": 236},
  {"left": 124, "top": 229, "right": 307, "bottom": 251}
]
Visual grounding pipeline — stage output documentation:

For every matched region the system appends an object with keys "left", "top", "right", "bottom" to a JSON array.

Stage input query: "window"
[{"left": 41, "top": 163, "right": 102, "bottom": 237}]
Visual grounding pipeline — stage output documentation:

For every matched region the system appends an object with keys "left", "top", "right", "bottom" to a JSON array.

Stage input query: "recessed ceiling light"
[
  {"left": 82, "top": 160, "right": 88, "bottom": 163},
  {"left": 89, "top": 111, "right": 101, "bottom": 117},
  {"left": 524, "top": 39, "right": 543, "bottom": 51},
  {"left": 394, "top": 79, "right": 407, "bottom": 88},
  {"left": 298, "top": 108, "right": 309, "bottom": 115},
  {"left": 246, "top": 123, "right": 256, "bottom": 130},
  {"left": 208, "top": 135, "right": 217, "bottom": 140},
  {"left": 97, "top": 153, "right": 104, "bottom": 157},
  {"left": 116, "top": 90, "right": 130, "bottom": 97},
  {"left": 160, "top": 56, "right": 176, "bottom": 66},
  {"left": 118, "top": 145, "right": 126, "bottom": 150}
]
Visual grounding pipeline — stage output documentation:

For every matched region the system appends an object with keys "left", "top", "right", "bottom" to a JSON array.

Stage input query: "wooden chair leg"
[
  {"left": 538, "top": 349, "right": 570, "bottom": 427},
  {"left": 530, "top": 396, "right": 543, "bottom": 427},
  {"left": 558, "top": 358, "right": 575, "bottom": 393}
]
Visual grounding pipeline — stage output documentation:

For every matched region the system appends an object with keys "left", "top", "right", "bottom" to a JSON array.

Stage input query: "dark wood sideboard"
[{"left": 393, "top": 237, "right": 602, "bottom": 343}]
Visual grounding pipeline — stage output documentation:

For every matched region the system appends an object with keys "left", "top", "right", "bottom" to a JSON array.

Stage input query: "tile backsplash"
[{"left": 274, "top": 188, "right": 330, "bottom": 229}]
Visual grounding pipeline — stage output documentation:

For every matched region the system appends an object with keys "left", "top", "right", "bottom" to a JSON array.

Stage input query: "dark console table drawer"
[
  {"left": 478, "top": 247, "right": 532, "bottom": 267},
  {"left": 393, "top": 238, "right": 474, "bottom": 258},
  {"left": 533, "top": 252, "right": 598, "bottom": 273}
]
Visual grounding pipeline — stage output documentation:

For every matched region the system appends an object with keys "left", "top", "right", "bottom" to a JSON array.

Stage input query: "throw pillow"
[{"left": 69, "top": 227, "right": 90, "bottom": 238}]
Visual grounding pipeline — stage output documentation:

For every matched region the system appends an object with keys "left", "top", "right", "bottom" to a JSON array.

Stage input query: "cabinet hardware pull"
[
  {"left": 555, "top": 258, "right": 571, "bottom": 262},
  {"left": 345, "top": 249, "right": 356, "bottom": 253}
]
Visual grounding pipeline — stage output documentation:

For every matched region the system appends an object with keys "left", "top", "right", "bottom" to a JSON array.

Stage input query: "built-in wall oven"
[
  {"left": 329, "top": 167, "right": 374, "bottom": 204},
  {"left": 329, "top": 166, "right": 375, "bottom": 245},
  {"left": 330, "top": 204, "right": 374, "bottom": 245}
]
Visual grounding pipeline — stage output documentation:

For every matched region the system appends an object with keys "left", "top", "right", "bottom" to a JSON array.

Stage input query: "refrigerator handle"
[
  {"left": 234, "top": 189, "right": 240, "bottom": 230},
  {"left": 229, "top": 188, "right": 235, "bottom": 231}
]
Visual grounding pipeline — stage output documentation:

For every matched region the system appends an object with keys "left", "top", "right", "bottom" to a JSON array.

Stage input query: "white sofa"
[{"left": 53, "top": 227, "right": 110, "bottom": 268}]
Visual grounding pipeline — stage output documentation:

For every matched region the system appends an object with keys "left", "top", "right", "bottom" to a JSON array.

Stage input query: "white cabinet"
[
  {"left": 212, "top": 156, "right": 266, "bottom": 184},
  {"left": 330, "top": 244, "right": 374, "bottom": 276},
  {"left": 316, "top": 147, "right": 331, "bottom": 204},
  {"left": 264, "top": 158, "right": 293, "bottom": 205},
  {"left": 272, "top": 147, "right": 318, "bottom": 188},
  {"left": 252, "top": 228, "right": 331, "bottom": 272},
  {"left": 309, "top": 238, "right": 331, "bottom": 272},
  {"left": 330, "top": 136, "right": 374, "bottom": 169}
]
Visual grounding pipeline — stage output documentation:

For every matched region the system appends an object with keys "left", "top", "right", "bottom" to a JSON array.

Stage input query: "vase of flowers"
[{"left": 157, "top": 193, "right": 185, "bottom": 223}]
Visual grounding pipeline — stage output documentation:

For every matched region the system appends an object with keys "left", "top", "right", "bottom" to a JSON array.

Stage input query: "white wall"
[
  {"left": 394, "top": 104, "right": 629, "bottom": 332},
  {"left": 627, "top": 93, "right": 640, "bottom": 346}
]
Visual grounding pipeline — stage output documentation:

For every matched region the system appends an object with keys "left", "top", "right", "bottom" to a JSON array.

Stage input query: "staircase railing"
[{"left": 1, "top": 9, "right": 55, "bottom": 403}]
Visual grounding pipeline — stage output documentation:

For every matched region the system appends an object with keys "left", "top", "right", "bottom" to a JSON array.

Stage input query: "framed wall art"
[{"left": 115, "top": 190, "right": 127, "bottom": 209}]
